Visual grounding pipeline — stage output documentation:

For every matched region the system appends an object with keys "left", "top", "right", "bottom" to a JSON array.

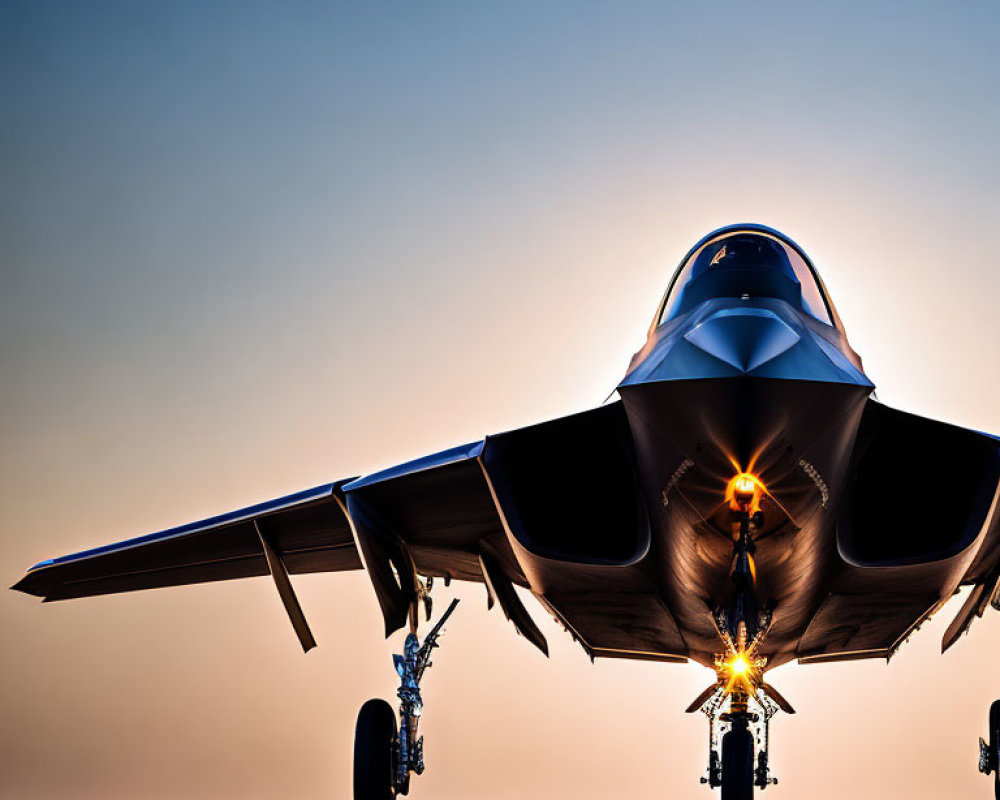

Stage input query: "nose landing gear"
[
  {"left": 691, "top": 618, "right": 785, "bottom": 799},
  {"left": 692, "top": 480, "right": 790, "bottom": 797},
  {"left": 353, "top": 589, "right": 460, "bottom": 800}
]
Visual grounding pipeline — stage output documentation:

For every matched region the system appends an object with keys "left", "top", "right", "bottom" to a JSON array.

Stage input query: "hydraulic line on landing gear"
[
  {"left": 393, "top": 596, "right": 460, "bottom": 793},
  {"left": 353, "top": 583, "right": 460, "bottom": 800}
]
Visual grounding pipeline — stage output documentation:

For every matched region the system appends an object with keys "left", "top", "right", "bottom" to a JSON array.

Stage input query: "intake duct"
[
  {"left": 838, "top": 401, "right": 1000, "bottom": 567},
  {"left": 482, "top": 403, "right": 650, "bottom": 566}
]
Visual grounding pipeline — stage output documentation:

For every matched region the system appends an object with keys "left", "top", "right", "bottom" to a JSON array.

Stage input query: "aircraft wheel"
[
  {"left": 991, "top": 700, "right": 1000, "bottom": 800},
  {"left": 720, "top": 725, "right": 754, "bottom": 800},
  {"left": 354, "top": 699, "right": 397, "bottom": 800}
]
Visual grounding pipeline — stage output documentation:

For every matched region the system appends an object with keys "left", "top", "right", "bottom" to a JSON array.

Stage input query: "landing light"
[
  {"left": 717, "top": 649, "right": 764, "bottom": 697},
  {"left": 726, "top": 472, "right": 764, "bottom": 513},
  {"left": 728, "top": 653, "right": 751, "bottom": 676}
]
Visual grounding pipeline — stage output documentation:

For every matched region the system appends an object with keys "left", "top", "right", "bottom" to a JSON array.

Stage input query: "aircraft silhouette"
[{"left": 14, "top": 224, "right": 1000, "bottom": 799}]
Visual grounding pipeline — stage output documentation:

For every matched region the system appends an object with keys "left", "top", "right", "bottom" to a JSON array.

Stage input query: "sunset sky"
[{"left": 3, "top": 2, "right": 1000, "bottom": 799}]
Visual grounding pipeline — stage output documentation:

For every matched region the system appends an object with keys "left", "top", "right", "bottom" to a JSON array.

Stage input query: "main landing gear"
[
  {"left": 979, "top": 699, "right": 1000, "bottom": 799},
  {"left": 353, "top": 580, "right": 460, "bottom": 800}
]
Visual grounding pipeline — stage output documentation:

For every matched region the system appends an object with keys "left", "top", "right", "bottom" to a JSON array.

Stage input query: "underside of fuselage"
[
  {"left": 485, "top": 373, "right": 868, "bottom": 669},
  {"left": 623, "top": 375, "right": 870, "bottom": 668}
]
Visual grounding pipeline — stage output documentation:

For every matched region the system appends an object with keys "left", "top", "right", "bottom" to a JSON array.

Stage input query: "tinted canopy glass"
[{"left": 658, "top": 229, "right": 833, "bottom": 326}]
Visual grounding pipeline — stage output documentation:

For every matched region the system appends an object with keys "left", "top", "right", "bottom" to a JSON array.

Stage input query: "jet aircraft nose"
[{"left": 683, "top": 307, "right": 800, "bottom": 373}]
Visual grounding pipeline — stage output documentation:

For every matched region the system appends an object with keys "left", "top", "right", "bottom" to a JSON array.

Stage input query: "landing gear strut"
[
  {"left": 692, "top": 476, "right": 789, "bottom": 797},
  {"left": 353, "top": 582, "right": 460, "bottom": 800}
]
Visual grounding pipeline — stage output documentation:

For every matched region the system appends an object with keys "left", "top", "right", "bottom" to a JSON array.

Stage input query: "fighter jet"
[{"left": 14, "top": 224, "right": 1000, "bottom": 799}]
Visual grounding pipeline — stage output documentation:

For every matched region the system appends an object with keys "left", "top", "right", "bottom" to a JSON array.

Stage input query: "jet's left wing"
[
  {"left": 796, "top": 399, "right": 1000, "bottom": 664},
  {"left": 942, "top": 471, "right": 1000, "bottom": 652}
]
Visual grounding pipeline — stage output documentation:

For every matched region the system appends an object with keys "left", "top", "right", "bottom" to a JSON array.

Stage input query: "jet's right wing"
[
  {"left": 14, "top": 401, "right": 690, "bottom": 663},
  {"left": 12, "top": 482, "right": 362, "bottom": 602},
  {"left": 12, "top": 441, "right": 517, "bottom": 650}
]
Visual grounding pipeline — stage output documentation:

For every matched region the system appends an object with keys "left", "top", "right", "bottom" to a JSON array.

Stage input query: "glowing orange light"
[
  {"left": 715, "top": 648, "right": 767, "bottom": 698},
  {"left": 725, "top": 472, "right": 764, "bottom": 512},
  {"left": 728, "top": 653, "right": 750, "bottom": 676}
]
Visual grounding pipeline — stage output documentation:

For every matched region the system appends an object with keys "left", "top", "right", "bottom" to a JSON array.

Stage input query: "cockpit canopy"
[{"left": 656, "top": 226, "right": 836, "bottom": 328}]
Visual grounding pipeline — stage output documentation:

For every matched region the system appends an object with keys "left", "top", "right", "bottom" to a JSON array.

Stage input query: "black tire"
[
  {"left": 991, "top": 699, "right": 1000, "bottom": 751},
  {"left": 721, "top": 726, "right": 755, "bottom": 800},
  {"left": 354, "top": 699, "right": 397, "bottom": 800},
  {"left": 991, "top": 700, "right": 1000, "bottom": 800}
]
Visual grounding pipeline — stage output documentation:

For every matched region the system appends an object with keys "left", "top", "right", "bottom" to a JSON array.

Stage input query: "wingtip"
[{"left": 10, "top": 575, "right": 43, "bottom": 597}]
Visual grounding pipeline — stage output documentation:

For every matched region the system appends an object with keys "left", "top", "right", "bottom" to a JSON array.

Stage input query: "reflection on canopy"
[{"left": 658, "top": 227, "right": 834, "bottom": 327}]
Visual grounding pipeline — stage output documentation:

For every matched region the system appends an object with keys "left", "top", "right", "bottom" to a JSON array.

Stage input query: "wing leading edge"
[{"left": 13, "top": 482, "right": 360, "bottom": 601}]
